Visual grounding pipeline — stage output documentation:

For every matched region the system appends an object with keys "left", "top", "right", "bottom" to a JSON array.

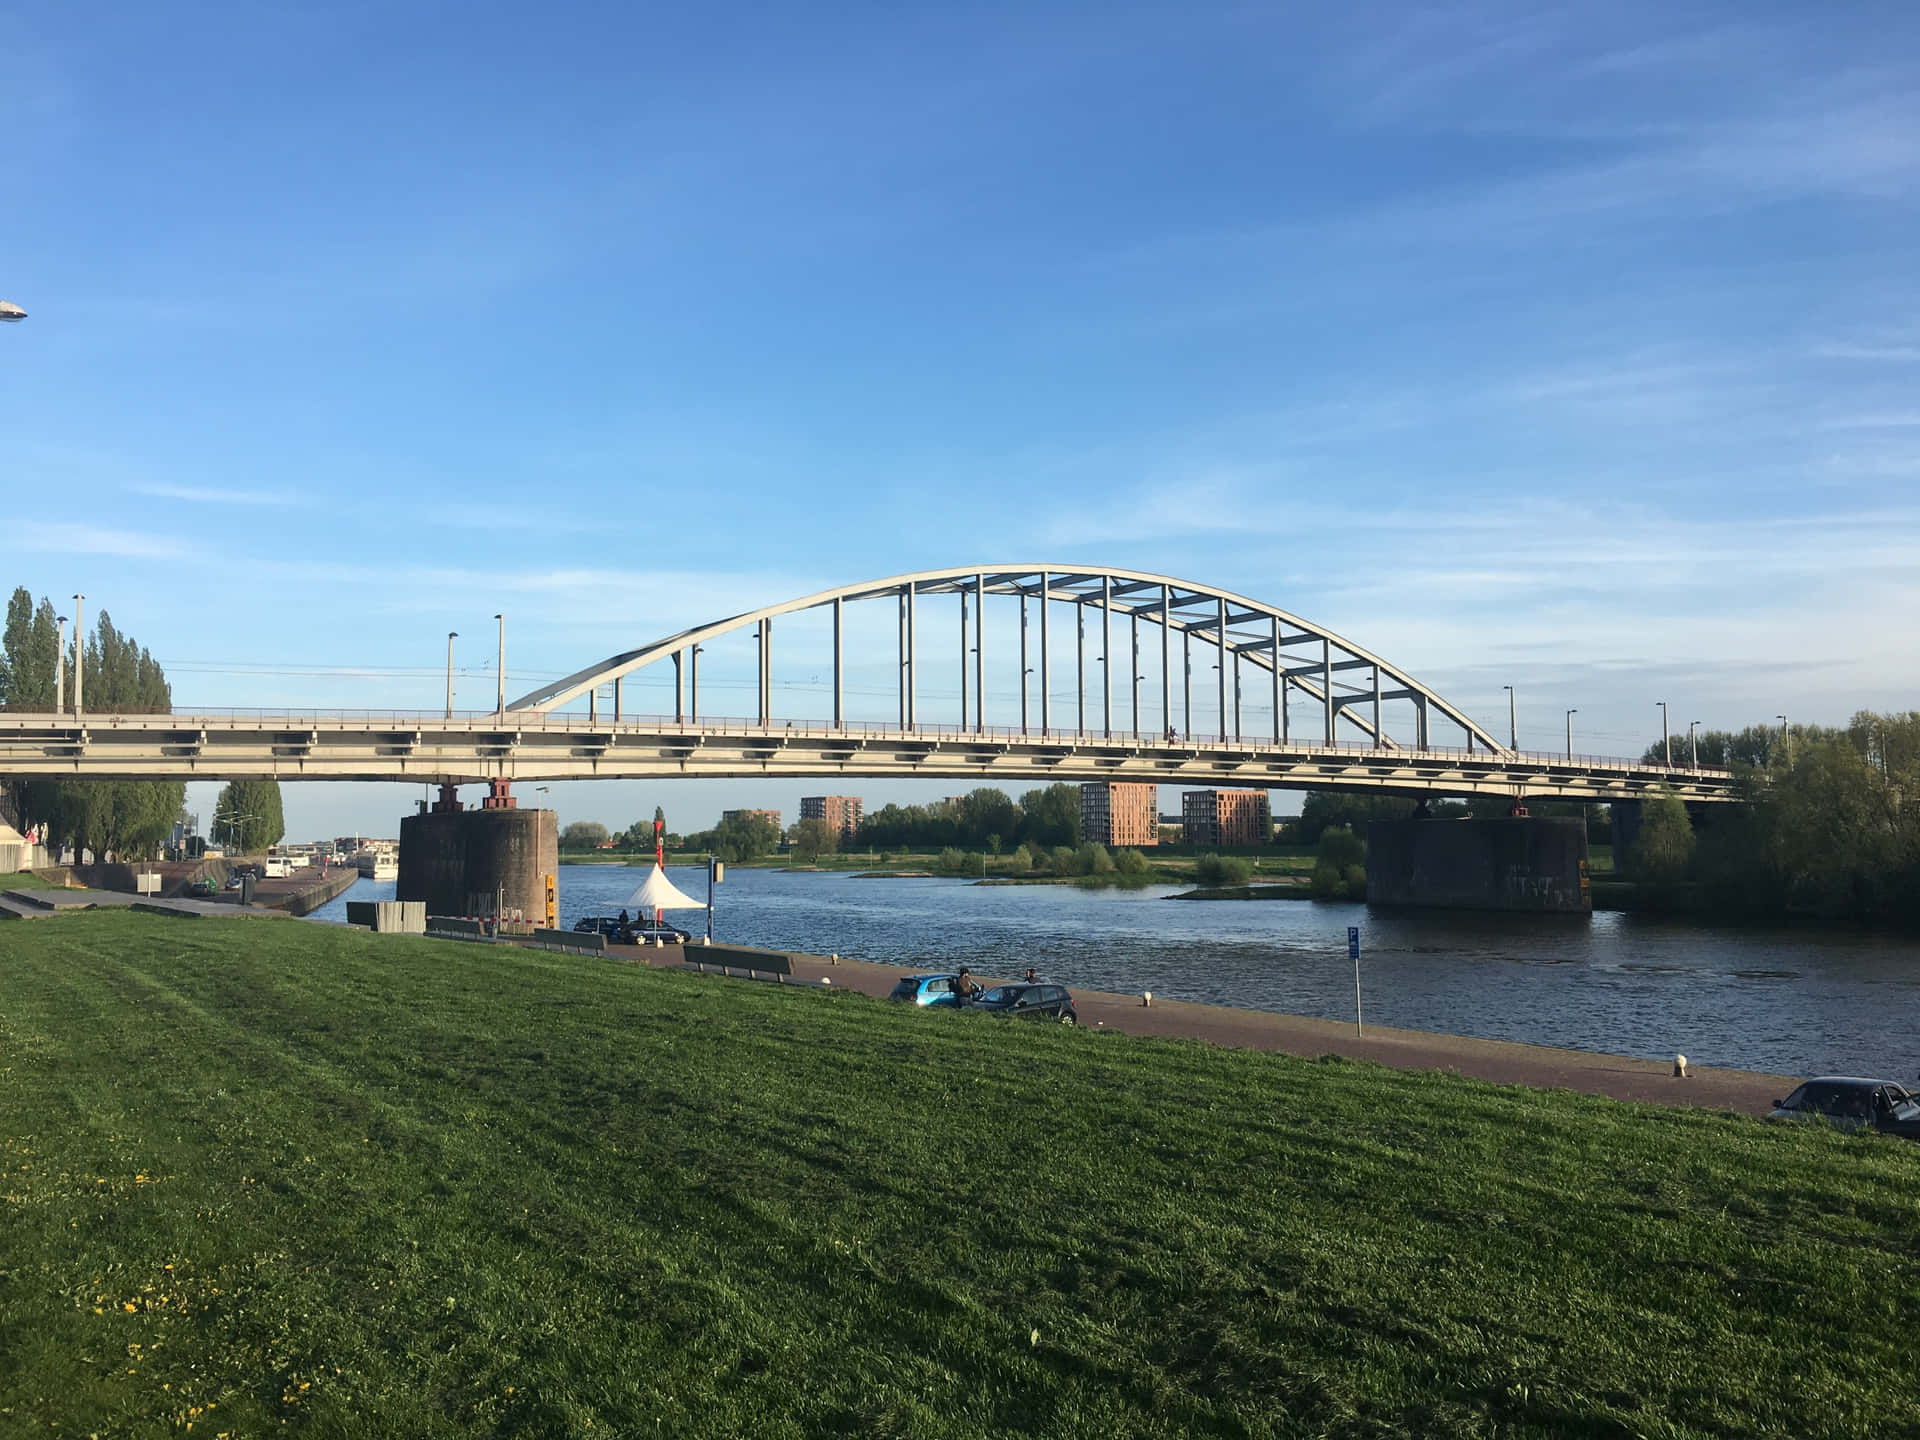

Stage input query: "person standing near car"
[{"left": 953, "top": 967, "right": 980, "bottom": 1005}]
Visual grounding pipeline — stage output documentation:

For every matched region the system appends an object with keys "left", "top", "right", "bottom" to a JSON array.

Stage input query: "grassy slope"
[
  {"left": 0, "top": 871, "right": 60, "bottom": 890},
  {"left": 1, "top": 917, "right": 1916, "bottom": 1439}
]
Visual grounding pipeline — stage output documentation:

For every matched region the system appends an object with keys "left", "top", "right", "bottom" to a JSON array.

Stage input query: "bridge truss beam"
[{"left": 0, "top": 714, "right": 1740, "bottom": 801}]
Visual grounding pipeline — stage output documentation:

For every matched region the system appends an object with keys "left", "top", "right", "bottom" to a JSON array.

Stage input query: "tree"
[
  {"left": 4, "top": 593, "right": 183, "bottom": 859},
  {"left": 789, "top": 817, "right": 839, "bottom": 862},
  {"left": 1017, "top": 783, "right": 1082, "bottom": 848},
  {"left": 685, "top": 812, "right": 781, "bottom": 863},
  {"left": 955, "top": 788, "right": 1018, "bottom": 847},
  {"left": 1296, "top": 791, "right": 1413, "bottom": 845},
  {"left": 211, "top": 780, "right": 285, "bottom": 855},
  {"left": 560, "top": 821, "right": 611, "bottom": 850},
  {"left": 1633, "top": 791, "right": 1695, "bottom": 883}
]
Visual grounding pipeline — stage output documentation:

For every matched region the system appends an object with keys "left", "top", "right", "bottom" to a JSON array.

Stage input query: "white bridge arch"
[{"left": 509, "top": 564, "right": 1510, "bottom": 756}]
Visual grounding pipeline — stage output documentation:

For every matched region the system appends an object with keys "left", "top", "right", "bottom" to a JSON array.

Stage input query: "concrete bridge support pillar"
[
  {"left": 1366, "top": 816, "right": 1591, "bottom": 913},
  {"left": 398, "top": 804, "right": 558, "bottom": 922}
]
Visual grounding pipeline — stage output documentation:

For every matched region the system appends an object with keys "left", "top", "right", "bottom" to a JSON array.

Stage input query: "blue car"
[{"left": 887, "top": 973, "right": 964, "bottom": 1007}]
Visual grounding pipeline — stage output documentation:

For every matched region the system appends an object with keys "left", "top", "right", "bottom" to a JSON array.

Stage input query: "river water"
[{"left": 312, "top": 865, "right": 1920, "bottom": 1080}]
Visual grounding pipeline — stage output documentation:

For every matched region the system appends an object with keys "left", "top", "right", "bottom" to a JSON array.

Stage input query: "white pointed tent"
[{"left": 623, "top": 864, "right": 704, "bottom": 912}]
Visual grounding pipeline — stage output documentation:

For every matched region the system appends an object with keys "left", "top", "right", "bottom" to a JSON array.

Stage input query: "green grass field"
[
  {"left": 2, "top": 914, "right": 1916, "bottom": 1438},
  {"left": 0, "top": 871, "right": 61, "bottom": 890}
]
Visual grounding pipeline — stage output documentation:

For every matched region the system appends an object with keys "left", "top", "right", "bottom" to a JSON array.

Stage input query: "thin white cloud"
[
  {"left": 1818, "top": 412, "right": 1920, "bottom": 430},
  {"left": 1813, "top": 343, "right": 1920, "bottom": 363},
  {"left": 129, "top": 481, "right": 303, "bottom": 506},
  {"left": 17, "top": 522, "right": 199, "bottom": 559}
]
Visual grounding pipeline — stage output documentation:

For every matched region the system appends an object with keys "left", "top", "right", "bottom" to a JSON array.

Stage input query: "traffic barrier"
[
  {"left": 530, "top": 927, "right": 606, "bottom": 955},
  {"left": 689, "top": 945, "right": 794, "bottom": 982}
]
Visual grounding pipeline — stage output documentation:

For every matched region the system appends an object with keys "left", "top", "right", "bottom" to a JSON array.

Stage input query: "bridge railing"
[{"left": 4, "top": 706, "right": 1733, "bottom": 778}]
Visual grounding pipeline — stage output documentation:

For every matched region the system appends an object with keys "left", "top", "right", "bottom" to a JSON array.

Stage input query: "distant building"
[
  {"left": 800, "top": 795, "right": 864, "bottom": 840},
  {"left": 1181, "top": 790, "right": 1271, "bottom": 847},
  {"left": 722, "top": 808, "right": 782, "bottom": 830},
  {"left": 1080, "top": 782, "right": 1158, "bottom": 848}
]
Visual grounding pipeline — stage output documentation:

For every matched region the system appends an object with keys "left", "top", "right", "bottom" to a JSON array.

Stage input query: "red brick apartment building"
[
  {"left": 1080, "top": 782, "right": 1159, "bottom": 847},
  {"left": 1181, "top": 790, "right": 1271, "bottom": 847},
  {"left": 799, "top": 795, "right": 864, "bottom": 840}
]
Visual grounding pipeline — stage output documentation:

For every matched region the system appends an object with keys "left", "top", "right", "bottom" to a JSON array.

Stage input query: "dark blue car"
[{"left": 972, "top": 983, "right": 1079, "bottom": 1025}]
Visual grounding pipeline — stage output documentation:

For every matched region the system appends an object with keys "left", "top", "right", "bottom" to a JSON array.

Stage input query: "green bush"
[
  {"left": 1194, "top": 853, "right": 1254, "bottom": 886},
  {"left": 936, "top": 847, "right": 969, "bottom": 874},
  {"left": 1343, "top": 863, "right": 1367, "bottom": 896},
  {"left": 1310, "top": 864, "right": 1345, "bottom": 898},
  {"left": 1113, "top": 847, "right": 1150, "bottom": 875},
  {"left": 1316, "top": 826, "right": 1366, "bottom": 871},
  {"left": 1049, "top": 845, "right": 1076, "bottom": 876}
]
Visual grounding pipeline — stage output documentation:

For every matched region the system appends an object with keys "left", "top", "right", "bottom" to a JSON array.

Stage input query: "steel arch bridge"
[
  {"left": 510, "top": 563, "right": 1506, "bottom": 753},
  {"left": 0, "top": 564, "right": 1738, "bottom": 801}
]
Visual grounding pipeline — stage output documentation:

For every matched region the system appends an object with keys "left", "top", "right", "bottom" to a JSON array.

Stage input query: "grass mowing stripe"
[{"left": 0, "top": 911, "right": 1916, "bottom": 1437}]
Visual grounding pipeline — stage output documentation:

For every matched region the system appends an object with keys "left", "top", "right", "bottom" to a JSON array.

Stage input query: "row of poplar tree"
[{"left": 0, "top": 587, "right": 282, "bottom": 859}]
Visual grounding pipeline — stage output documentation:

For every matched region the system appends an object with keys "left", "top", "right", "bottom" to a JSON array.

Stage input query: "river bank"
[
  {"left": 612, "top": 940, "right": 1795, "bottom": 1114},
  {"left": 312, "top": 864, "right": 1920, "bottom": 1077}
]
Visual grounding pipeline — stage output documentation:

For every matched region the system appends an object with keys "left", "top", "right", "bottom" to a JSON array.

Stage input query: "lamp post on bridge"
[
  {"left": 494, "top": 614, "right": 505, "bottom": 718},
  {"left": 1503, "top": 685, "right": 1516, "bottom": 751},
  {"left": 1565, "top": 708, "right": 1577, "bottom": 763},
  {"left": 72, "top": 594, "right": 84, "bottom": 717},
  {"left": 445, "top": 632, "right": 459, "bottom": 720},
  {"left": 55, "top": 614, "right": 67, "bottom": 714},
  {"left": 1656, "top": 700, "right": 1670, "bottom": 765},
  {"left": 1689, "top": 720, "right": 1700, "bottom": 767}
]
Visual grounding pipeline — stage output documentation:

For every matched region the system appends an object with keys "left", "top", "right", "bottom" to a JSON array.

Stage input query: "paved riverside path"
[{"left": 604, "top": 943, "right": 1796, "bottom": 1117}]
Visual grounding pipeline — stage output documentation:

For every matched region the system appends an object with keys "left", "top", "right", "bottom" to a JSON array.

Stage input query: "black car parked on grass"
[{"left": 970, "top": 983, "right": 1078, "bottom": 1025}]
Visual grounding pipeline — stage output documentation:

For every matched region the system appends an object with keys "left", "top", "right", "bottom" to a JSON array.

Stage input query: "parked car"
[
  {"left": 186, "top": 878, "right": 219, "bottom": 897},
  {"left": 970, "top": 983, "right": 1079, "bottom": 1025},
  {"left": 1767, "top": 1077, "right": 1920, "bottom": 1139},
  {"left": 571, "top": 916, "right": 691, "bottom": 944},
  {"left": 887, "top": 973, "right": 965, "bottom": 1007}
]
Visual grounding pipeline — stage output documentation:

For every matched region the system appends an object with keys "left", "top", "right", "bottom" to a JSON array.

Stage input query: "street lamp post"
[
  {"left": 1503, "top": 685, "right": 1517, "bottom": 751},
  {"left": 495, "top": 615, "right": 506, "bottom": 717},
  {"left": 1565, "top": 708, "right": 1577, "bottom": 763},
  {"left": 1657, "top": 700, "right": 1670, "bottom": 765},
  {"left": 54, "top": 615, "right": 67, "bottom": 713},
  {"left": 1777, "top": 714, "right": 1790, "bottom": 765},
  {"left": 1689, "top": 720, "right": 1700, "bottom": 767},
  {"left": 445, "top": 632, "right": 459, "bottom": 719},
  {"left": 72, "top": 594, "right": 84, "bottom": 716}
]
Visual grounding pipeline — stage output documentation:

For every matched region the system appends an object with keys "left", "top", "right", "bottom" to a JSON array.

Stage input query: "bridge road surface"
[{"left": 601, "top": 944, "right": 1796, "bottom": 1116}]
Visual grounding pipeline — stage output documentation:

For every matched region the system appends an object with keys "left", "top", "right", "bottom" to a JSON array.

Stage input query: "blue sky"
[{"left": 4, "top": 1, "right": 1918, "bottom": 838}]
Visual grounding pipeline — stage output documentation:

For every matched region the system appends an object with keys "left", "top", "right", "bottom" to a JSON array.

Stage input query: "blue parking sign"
[{"left": 1347, "top": 926, "right": 1360, "bottom": 960}]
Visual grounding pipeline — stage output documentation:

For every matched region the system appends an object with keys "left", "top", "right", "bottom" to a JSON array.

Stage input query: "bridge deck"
[{"left": 0, "top": 711, "right": 1738, "bottom": 800}]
